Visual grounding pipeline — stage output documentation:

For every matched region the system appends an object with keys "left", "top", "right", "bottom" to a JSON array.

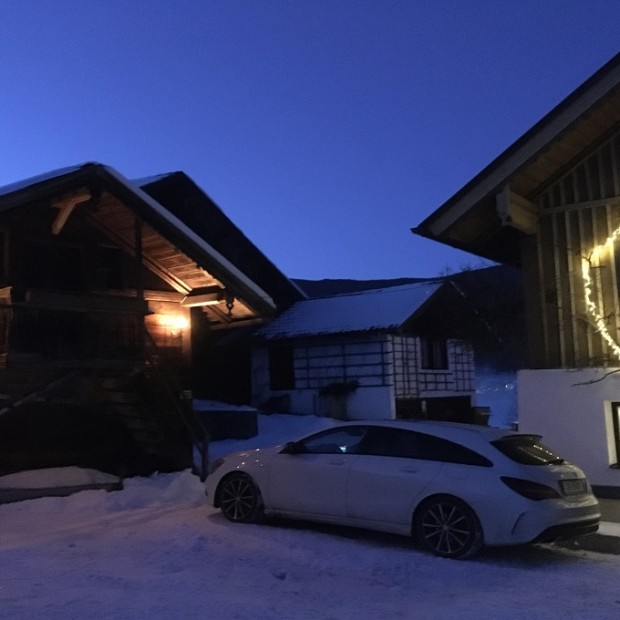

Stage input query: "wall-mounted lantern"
[{"left": 157, "top": 314, "right": 190, "bottom": 339}]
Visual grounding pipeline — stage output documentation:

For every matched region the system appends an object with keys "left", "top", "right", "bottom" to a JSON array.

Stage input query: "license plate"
[{"left": 560, "top": 478, "right": 587, "bottom": 495}]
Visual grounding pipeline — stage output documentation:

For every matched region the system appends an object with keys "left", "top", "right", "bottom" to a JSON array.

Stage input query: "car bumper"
[
  {"left": 509, "top": 499, "right": 601, "bottom": 544},
  {"left": 531, "top": 517, "right": 600, "bottom": 542}
]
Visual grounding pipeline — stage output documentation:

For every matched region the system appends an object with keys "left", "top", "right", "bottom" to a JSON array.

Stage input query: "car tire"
[
  {"left": 414, "top": 495, "right": 483, "bottom": 559},
  {"left": 218, "top": 473, "right": 264, "bottom": 523}
]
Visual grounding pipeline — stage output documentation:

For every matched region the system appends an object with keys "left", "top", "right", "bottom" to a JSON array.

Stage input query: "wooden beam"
[
  {"left": 496, "top": 186, "right": 539, "bottom": 234},
  {"left": 51, "top": 188, "right": 91, "bottom": 235}
]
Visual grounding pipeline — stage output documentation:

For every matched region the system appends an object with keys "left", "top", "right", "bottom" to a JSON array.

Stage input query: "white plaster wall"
[
  {"left": 475, "top": 369, "right": 518, "bottom": 428},
  {"left": 518, "top": 368, "right": 620, "bottom": 489},
  {"left": 285, "top": 390, "right": 323, "bottom": 416},
  {"left": 280, "top": 385, "right": 394, "bottom": 419},
  {"left": 344, "top": 386, "right": 395, "bottom": 420},
  {"left": 251, "top": 347, "right": 395, "bottom": 418}
]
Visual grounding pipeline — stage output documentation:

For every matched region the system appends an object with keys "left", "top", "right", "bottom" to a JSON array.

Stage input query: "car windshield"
[{"left": 491, "top": 434, "right": 565, "bottom": 465}]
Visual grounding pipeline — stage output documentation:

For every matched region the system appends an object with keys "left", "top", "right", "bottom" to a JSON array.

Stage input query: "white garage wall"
[
  {"left": 252, "top": 335, "right": 396, "bottom": 420},
  {"left": 518, "top": 368, "right": 620, "bottom": 490},
  {"left": 252, "top": 334, "right": 475, "bottom": 421}
]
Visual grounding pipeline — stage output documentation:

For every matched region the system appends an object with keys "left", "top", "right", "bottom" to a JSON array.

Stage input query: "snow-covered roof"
[
  {"left": 132, "top": 173, "right": 176, "bottom": 187},
  {"left": 0, "top": 164, "right": 87, "bottom": 199},
  {"left": 102, "top": 166, "right": 276, "bottom": 309},
  {"left": 256, "top": 282, "right": 443, "bottom": 340},
  {"left": 0, "top": 166, "right": 174, "bottom": 200},
  {"left": 0, "top": 163, "right": 276, "bottom": 312},
  {"left": 135, "top": 171, "right": 306, "bottom": 307}
]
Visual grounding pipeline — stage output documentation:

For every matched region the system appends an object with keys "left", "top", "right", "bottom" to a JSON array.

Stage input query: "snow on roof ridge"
[
  {"left": 256, "top": 281, "right": 444, "bottom": 339},
  {"left": 314, "top": 279, "right": 441, "bottom": 300},
  {"left": 0, "top": 162, "right": 98, "bottom": 198},
  {"left": 132, "top": 172, "right": 178, "bottom": 187},
  {"left": 103, "top": 165, "right": 276, "bottom": 309},
  {"left": 0, "top": 163, "right": 276, "bottom": 311}
]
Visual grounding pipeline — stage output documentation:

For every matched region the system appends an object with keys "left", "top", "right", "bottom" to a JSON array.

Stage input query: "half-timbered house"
[{"left": 253, "top": 281, "right": 487, "bottom": 422}]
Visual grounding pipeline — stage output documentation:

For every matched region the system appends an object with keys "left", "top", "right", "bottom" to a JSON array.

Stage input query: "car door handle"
[
  {"left": 329, "top": 459, "right": 345, "bottom": 466},
  {"left": 400, "top": 467, "right": 420, "bottom": 473}
]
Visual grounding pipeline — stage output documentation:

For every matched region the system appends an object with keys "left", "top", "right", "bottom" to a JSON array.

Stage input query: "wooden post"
[{"left": 134, "top": 217, "right": 146, "bottom": 357}]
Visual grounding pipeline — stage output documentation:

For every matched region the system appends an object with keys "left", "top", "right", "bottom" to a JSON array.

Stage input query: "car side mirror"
[{"left": 281, "top": 441, "right": 302, "bottom": 454}]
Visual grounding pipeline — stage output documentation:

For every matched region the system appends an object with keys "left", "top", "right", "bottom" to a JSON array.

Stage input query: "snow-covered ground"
[{"left": 1, "top": 413, "right": 620, "bottom": 620}]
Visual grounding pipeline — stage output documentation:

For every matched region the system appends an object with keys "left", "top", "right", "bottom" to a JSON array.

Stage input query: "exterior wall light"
[{"left": 158, "top": 314, "right": 190, "bottom": 338}]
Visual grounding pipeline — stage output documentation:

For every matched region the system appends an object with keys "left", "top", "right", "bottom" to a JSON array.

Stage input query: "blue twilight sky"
[{"left": 1, "top": 1, "right": 619, "bottom": 280}]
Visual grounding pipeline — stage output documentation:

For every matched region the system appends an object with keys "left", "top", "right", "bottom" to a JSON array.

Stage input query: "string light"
[{"left": 581, "top": 225, "right": 620, "bottom": 360}]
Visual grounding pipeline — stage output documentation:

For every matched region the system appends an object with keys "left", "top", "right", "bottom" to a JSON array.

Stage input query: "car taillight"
[{"left": 500, "top": 476, "right": 561, "bottom": 500}]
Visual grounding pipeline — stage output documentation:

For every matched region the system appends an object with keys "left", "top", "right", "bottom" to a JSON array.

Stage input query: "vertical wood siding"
[{"left": 526, "top": 130, "right": 620, "bottom": 367}]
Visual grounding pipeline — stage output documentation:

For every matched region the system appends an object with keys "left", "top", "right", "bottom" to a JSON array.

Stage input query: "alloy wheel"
[
  {"left": 416, "top": 496, "right": 482, "bottom": 559},
  {"left": 219, "top": 474, "right": 262, "bottom": 523}
]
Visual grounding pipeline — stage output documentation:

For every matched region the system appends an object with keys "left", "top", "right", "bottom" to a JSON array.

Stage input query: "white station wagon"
[{"left": 205, "top": 420, "right": 600, "bottom": 558}]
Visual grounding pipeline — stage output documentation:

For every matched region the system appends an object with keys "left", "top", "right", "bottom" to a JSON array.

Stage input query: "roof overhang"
[
  {"left": 136, "top": 171, "right": 306, "bottom": 308},
  {"left": 0, "top": 163, "right": 277, "bottom": 317},
  {"left": 413, "top": 52, "right": 620, "bottom": 265}
]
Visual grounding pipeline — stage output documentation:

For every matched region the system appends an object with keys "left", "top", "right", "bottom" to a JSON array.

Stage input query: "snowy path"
[{"left": 1, "top": 470, "right": 620, "bottom": 620}]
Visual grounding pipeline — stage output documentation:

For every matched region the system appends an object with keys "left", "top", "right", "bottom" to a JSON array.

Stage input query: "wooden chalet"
[
  {"left": 0, "top": 163, "right": 303, "bottom": 479},
  {"left": 414, "top": 52, "right": 620, "bottom": 492}
]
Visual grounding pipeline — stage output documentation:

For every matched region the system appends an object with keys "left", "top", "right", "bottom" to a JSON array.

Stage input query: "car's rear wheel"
[
  {"left": 414, "top": 495, "right": 483, "bottom": 559},
  {"left": 218, "top": 473, "right": 264, "bottom": 523}
]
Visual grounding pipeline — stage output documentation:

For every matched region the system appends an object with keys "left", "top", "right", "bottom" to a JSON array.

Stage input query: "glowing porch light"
[
  {"left": 581, "top": 225, "right": 620, "bottom": 361},
  {"left": 157, "top": 314, "right": 190, "bottom": 337}
]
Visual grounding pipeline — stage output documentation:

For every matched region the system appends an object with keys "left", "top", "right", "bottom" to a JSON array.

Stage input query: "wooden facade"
[
  {"left": 524, "top": 128, "right": 620, "bottom": 368},
  {"left": 415, "top": 53, "right": 620, "bottom": 372},
  {"left": 413, "top": 53, "right": 620, "bottom": 489},
  {"left": 0, "top": 163, "right": 302, "bottom": 478}
]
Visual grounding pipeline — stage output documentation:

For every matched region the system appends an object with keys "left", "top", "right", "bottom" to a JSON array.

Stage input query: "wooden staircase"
[
  {"left": 0, "top": 366, "right": 81, "bottom": 416},
  {"left": 97, "top": 370, "right": 192, "bottom": 473},
  {"left": 0, "top": 352, "right": 209, "bottom": 479}
]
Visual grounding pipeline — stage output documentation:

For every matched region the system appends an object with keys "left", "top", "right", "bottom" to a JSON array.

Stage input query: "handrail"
[{"left": 0, "top": 370, "right": 81, "bottom": 418}]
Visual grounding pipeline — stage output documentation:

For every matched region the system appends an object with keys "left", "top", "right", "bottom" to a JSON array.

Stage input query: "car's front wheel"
[
  {"left": 414, "top": 495, "right": 483, "bottom": 559},
  {"left": 218, "top": 473, "right": 264, "bottom": 523}
]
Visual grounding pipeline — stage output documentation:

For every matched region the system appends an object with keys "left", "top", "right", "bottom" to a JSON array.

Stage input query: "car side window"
[
  {"left": 298, "top": 426, "right": 369, "bottom": 454},
  {"left": 360, "top": 427, "right": 417, "bottom": 458},
  {"left": 360, "top": 427, "right": 491, "bottom": 466},
  {"left": 412, "top": 432, "right": 492, "bottom": 467}
]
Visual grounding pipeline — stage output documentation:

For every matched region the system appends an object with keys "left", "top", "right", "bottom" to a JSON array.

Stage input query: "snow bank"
[
  {"left": 1, "top": 413, "right": 620, "bottom": 620},
  {"left": 0, "top": 467, "right": 120, "bottom": 489}
]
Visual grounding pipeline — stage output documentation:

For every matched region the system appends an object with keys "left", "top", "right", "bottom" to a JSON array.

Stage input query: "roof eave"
[
  {"left": 0, "top": 163, "right": 277, "bottom": 315},
  {"left": 138, "top": 171, "right": 307, "bottom": 305},
  {"left": 100, "top": 165, "right": 277, "bottom": 314},
  {"left": 415, "top": 51, "right": 620, "bottom": 243}
]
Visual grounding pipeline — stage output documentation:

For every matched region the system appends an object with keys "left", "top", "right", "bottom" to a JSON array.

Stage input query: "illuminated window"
[{"left": 420, "top": 337, "right": 448, "bottom": 370}]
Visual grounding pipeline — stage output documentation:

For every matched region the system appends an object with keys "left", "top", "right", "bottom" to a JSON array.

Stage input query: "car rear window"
[
  {"left": 361, "top": 428, "right": 492, "bottom": 467},
  {"left": 491, "top": 435, "right": 565, "bottom": 465},
  {"left": 413, "top": 433, "right": 493, "bottom": 467}
]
